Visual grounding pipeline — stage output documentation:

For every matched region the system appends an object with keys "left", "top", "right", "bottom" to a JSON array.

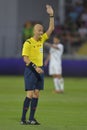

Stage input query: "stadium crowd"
[{"left": 54, "top": 0, "right": 87, "bottom": 54}]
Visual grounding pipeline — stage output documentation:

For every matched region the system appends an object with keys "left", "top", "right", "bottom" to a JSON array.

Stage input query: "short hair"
[{"left": 54, "top": 35, "right": 61, "bottom": 39}]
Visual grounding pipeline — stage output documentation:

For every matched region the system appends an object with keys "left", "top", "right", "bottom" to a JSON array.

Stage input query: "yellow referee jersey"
[{"left": 22, "top": 33, "right": 48, "bottom": 66}]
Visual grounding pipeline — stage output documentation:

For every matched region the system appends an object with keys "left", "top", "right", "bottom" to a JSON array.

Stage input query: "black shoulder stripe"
[{"left": 26, "top": 40, "right": 31, "bottom": 44}]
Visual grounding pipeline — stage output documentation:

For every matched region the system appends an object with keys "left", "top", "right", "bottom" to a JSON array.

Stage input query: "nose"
[{"left": 40, "top": 31, "right": 43, "bottom": 35}]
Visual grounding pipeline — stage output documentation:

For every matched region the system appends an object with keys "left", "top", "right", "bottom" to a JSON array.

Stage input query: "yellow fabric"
[{"left": 22, "top": 33, "right": 48, "bottom": 66}]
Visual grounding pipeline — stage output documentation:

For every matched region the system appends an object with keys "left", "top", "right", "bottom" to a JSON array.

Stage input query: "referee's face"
[{"left": 33, "top": 24, "right": 43, "bottom": 38}]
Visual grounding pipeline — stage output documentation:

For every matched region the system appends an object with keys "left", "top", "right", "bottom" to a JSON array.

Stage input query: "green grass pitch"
[{"left": 0, "top": 76, "right": 87, "bottom": 130}]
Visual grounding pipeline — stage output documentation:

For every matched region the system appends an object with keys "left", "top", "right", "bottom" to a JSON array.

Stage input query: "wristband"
[
  {"left": 28, "top": 62, "right": 37, "bottom": 69},
  {"left": 27, "top": 62, "right": 40, "bottom": 79},
  {"left": 50, "top": 15, "right": 54, "bottom": 17}
]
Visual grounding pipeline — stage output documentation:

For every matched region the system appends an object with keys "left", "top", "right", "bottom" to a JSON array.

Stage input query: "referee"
[{"left": 21, "top": 4, "right": 54, "bottom": 125}]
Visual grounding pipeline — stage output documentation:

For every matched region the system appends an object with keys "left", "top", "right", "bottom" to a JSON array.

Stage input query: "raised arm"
[{"left": 46, "top": 5, "right": 54, "bottom": 37}]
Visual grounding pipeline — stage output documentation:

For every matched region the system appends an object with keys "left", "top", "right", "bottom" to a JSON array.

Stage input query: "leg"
[
  {"left": 59, "top": 78, "right": 64, "bottom": 92},
  {"left": 27, "top": 69, "right": 44, "bottom": 125},
  {"left": 53, "top": 74, "right": 64, "bottom": 93},
  {"left": 28, "top": 89, "right": 40, "bottom": 125},
  {"left": 21, "top": 90, "right": 33, "bottom": 124},
  {"left": 53, "top": 77, "right": 60, "bottom": 92},
  {"left": 53, "top": 74, "right": 61, "bottom": 93},
  {"left": 56, "top": 75, "right": 64, "bottom": 93},
  {"left": 29, "top": 89, "right": 39, "bottom": 119}
]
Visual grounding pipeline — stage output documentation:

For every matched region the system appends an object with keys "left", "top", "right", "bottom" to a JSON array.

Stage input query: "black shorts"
[{"left": 24, "top": 66, "right": 44, "bottom": 91}]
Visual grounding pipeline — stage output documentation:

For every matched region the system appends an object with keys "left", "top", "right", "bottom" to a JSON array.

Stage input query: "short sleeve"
[
  {"left": 41, "top": 33, "right": 49, "bottom": 43},
  {"left": 22, "top": 42, "right": 31, "bottom": 56}
]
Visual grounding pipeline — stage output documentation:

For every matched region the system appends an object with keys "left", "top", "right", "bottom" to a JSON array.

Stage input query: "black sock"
[
  {"left": 29, "top": 98, "right": 38, "bottom": 120},
  {"left": 21, "top": 97, "right": 31, "bottom": 121}
]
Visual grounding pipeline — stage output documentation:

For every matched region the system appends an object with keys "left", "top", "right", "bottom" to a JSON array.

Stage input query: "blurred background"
[{"left": 0, "top": 0, "right": 87, "bottom": 77}]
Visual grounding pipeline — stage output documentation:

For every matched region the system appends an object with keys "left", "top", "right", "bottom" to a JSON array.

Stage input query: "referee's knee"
[
  {"left": 33, "top": 90, "right": 40, "bottom": 98},
  {"left": 26, "top": 90, "right": 33, "bottom": 98}
]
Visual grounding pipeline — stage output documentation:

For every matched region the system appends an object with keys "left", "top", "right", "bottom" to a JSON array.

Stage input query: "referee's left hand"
[{"left": 35, "top": 67, "right": 44, "bottom": 74}]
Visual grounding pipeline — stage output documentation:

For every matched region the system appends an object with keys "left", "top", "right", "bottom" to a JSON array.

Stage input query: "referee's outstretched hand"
[{"left": 46, "top": 4, "right": 54, "bottom": 16}]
